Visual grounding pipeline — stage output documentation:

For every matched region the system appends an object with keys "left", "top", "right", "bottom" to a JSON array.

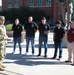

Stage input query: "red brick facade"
[{"left": 2, "top": 0, "right": 61, "bottom": 24}]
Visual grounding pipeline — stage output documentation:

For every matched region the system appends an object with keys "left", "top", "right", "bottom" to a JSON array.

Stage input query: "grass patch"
[{"left": 6, "top": 24, "right": 13, "bottom": 31}]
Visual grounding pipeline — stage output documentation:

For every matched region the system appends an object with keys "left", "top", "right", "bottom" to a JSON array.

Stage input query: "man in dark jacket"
[
  {"left": 52, "top": 21, "right": 65, "bottom": 60},
  {"left": 24, "top": 16, "right": 38, "bottom": 56},
  {"left": 37, "top": 17, "right": 50, "bottom": 58},
  {"left": 12, "top": 19, "right": 23, "bottom": 54}
]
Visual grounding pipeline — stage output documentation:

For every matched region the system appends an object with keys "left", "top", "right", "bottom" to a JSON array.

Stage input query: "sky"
[{"left": 0, "top": 0, "right": 2, "bottom": 6}]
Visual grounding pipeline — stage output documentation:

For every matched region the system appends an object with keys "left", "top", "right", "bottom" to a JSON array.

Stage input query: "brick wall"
[{"left": 2, "top": 0, "right": 61, "bottom": 25}]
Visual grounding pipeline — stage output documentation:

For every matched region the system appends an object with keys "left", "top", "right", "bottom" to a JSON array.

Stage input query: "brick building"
[{"left": 2, "top": 0, "right": 62, "bottom": 24}]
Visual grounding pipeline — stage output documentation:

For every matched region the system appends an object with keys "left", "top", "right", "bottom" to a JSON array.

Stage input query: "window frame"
[
  {"left": 14, "top": 0, "right": 19, "bottom": 8},
  {"left": 38, "top": 0, "right": 42, "bottom": 6},
  {"left": 8, "top": 0, "right": 12, "bottom": 8},
  {"left": 29, "top": 0, "right": 34, "bottom": 7},
  {"left": 46, "top": 0, "right": 51, "bottom": 7}
]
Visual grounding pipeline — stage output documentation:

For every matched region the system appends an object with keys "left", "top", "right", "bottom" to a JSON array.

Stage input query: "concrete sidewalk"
[{"left": 0, "top": 32, "right": 74, "bottom": 75}]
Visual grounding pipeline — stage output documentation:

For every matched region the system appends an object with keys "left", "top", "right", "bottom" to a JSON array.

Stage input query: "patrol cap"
[
  {"left": 55, "top": 21, "right": 62, "bottom": 24},
  {"left": 41, "top": 17, "right": 46, "bottom": 20},
  {"left": 0, "top": 16, "right": 5, "bottom": 21}
]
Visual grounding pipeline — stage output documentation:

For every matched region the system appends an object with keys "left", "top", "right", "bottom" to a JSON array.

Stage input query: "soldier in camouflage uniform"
[{"left": 0, "top": 16, "right": 8, "bottom": 71}]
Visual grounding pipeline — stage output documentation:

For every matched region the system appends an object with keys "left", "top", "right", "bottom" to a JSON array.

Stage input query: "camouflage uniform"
[
  {"left": 0, "top": 16, "right": 7, "bottom": 70},
  {"left": 0, "top": 25, "right": 7, "bottom": 60}
]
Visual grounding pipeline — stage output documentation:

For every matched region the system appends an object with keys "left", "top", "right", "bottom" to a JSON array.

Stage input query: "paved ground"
[{"left": 0, "top": 32, "right": 74, "bottom": 75}]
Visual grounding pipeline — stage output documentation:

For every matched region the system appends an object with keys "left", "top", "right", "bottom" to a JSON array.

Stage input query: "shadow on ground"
[{"left": 4, "top": 53, "right": 68, "bottom": 66}]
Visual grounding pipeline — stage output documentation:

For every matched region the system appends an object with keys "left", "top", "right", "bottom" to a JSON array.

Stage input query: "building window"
[
  {"left": 15, "top": 0, "right": 19, "bottom": 8},
  {"left": 72, "top": 0, "right": 74, "bottom": 20},
  {"left": 46, "top": 0, "right": 51, "bottom": 6},
  {"left": 73, "top": 0, "right": 74, "bottom": 6},
  {"left": 38, "top": 0, "right": 42, "bottom": 6},
  {"left": 8, "top": 0, "right": 12, "bottom": 8},
  {"left": 29, "top": 0, "right": 34, "bottom": 6}
]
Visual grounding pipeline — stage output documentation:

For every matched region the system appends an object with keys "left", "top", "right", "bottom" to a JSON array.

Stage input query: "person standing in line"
[
  {"left": 37, "top": 17, "right": 50, "bottom": 58},
  {"left": 0, "top": 16, "right": 8, "bottom": 71},
  {"left": 52, "top": 21, "right": 65, "bottom": 60},
  {"left": 24, "top": 16, "right": 38, "bottom": 56},
  {"left": 12, "top": 19, "right": 23, "bottom": 54},
  {"left": 65, "top": 22, "right": 74, "bottom": 66}
]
